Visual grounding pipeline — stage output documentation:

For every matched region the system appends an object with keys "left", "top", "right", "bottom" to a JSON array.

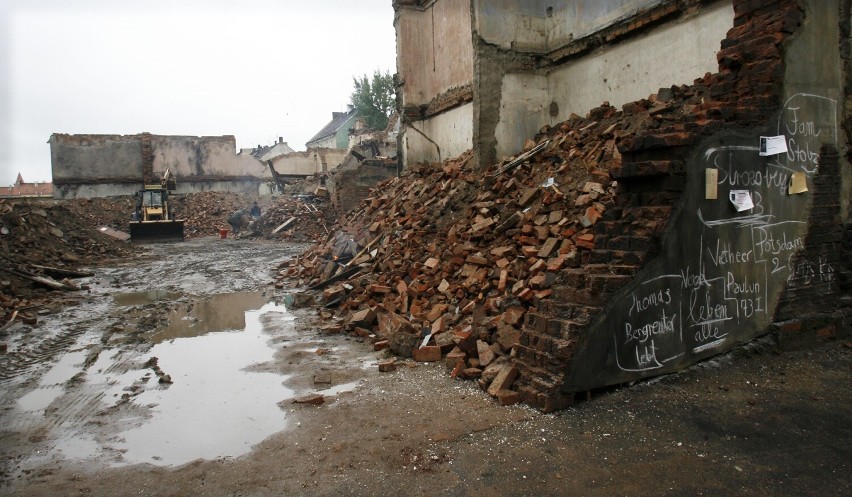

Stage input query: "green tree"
[{"left": 350, "top": 70, "right": 395, "bottom": 130}]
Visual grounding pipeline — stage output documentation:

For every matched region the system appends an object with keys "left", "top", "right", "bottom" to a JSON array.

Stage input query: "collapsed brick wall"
[
  {"left": 514, "top": 0, "right": 850, "bottom": 411},
  {"left": 330, "top": 160, "right": 399, "bottom": 215},
  {"left": 285, "top": 0, "right": 847, "bottom": 413}
]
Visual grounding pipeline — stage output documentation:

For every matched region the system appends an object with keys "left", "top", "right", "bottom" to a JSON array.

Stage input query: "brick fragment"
[
  {"left": 496, "top": 390, "right": 520, "bottom": 406},
  {"left": 412, "top": 345, "right": 442, "bottom": 362},
  {"left": 477, "top": 340, "right": 495, "bottom": 367},
  {"left": 378, "top": 360, "right": 397, "bottom": 372},
  {"left": 487, "top": 365, "right": 519, "bottom": 397}
]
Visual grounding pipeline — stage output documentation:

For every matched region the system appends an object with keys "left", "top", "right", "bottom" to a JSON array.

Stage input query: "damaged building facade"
[
  {"left": 394, "top": 0, "right": 850, "bottom": 409},
  {"left": 394, "top": 0, "right": 735, "bottom": 169}
]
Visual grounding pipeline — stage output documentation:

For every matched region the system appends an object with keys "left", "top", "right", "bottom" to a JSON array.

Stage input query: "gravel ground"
[{"left": 0, "top": 237, "right": 849, "bottom": 497}]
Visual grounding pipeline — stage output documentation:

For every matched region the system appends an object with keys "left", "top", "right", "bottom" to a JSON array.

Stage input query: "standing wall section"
[
  {"left": 50, "top": 134, "right": 269, "bottom": 198},
  {"left": 512, "top": 0, "right": 850, "bottom": 411},
  {"left": 395, "top": 0, "right": 475, "bottom": 168}
]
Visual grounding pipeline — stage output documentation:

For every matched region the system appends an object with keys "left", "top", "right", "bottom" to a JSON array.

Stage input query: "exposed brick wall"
[
  {"left": 773, "top": 145, "right": 850, "bottom": 346},
  {"left": 512, "top": 0, "right": 852, "bottom": 411}
]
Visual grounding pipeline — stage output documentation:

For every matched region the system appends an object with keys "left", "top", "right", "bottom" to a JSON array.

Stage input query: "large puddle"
[
  {"left": 112, "top": 300, "right": 293, "bottom": 466},
  {"left": 31, "top": 295, "right": 296, "bottom": 467}
]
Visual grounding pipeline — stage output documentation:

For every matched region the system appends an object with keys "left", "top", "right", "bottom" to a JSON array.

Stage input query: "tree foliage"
[{"left": 350, "top": 70, "right": 395, "bottom": 131}]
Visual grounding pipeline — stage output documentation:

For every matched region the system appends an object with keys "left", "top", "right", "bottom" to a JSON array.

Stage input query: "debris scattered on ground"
[
  {"left": 0, "top": 199, "right": 133, "bottom": 325},
  {"left": 275, "top": 80, "right": 721, "bottom": 401},
  {"left": 247, "top": 194, "right": 335, "bottom": 243}
]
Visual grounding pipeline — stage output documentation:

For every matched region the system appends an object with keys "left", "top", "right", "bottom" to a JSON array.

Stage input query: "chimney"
[{"left": 278, "top": 137, "right": 283, "bottom": 144}]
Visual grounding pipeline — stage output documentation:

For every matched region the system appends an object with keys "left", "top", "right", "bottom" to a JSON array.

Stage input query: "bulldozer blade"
[{"left": 129, "top": 220, "right": 185, "bottom": 243}]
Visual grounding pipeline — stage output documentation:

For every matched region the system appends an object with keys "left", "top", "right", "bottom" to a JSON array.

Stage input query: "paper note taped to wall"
[
  {"left": 705, "top": 168, "right": 718, "bottom": 199},
  {"left": 788, "top": 172, "right": 808, "bottom": 194},
  {"left": 759, "top": 135, "right": 788, "bottom": 156},
  {"left": 729, "top": 190, "right": 754, "bottom": 212}
]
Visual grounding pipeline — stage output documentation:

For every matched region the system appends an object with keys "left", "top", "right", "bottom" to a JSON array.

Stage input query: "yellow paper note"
[{"left": 788, "top": 172, "right": 808, "bottom": 194}]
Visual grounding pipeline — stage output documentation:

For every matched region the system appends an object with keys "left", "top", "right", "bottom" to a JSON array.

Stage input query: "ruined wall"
[
  {"left": 480, "top": 1, "right": 734, "bottom": 168},
  {"left": 404, "top": 104, "right": 474, "bottom": 165},
  {"left": 270, "top": 149, "right": 349, "bottom": 177},
  {"left": 512, "top": 0, "right": 850, "bottom": 410},
  {"left": 328, "top": 159, "right": 399, "bottom": 215},
  {"left": 395, "top": 0, "right": 474, "bottom": 106},
  {"left": 395, "top": 0, "right": 475, "bottom": 170},
  {"left": 149, "top": 135, "right": 266, "bottom": 179},
  {"left": 50, "top": 134, "right": 143, "bottom": 186},
  {"left": 547, "top": 1, "right": 734, "bottom": 123},
  {"left": 50, "top": 134, "right": 269, "bottom": 198}
]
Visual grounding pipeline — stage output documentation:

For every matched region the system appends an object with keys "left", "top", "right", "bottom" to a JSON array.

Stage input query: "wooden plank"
[{"left": 29, "top": 264, "right": 94, "bottom": 278}]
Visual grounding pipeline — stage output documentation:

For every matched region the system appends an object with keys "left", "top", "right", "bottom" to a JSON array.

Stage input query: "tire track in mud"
[
  {"left": 0, "top": 308, "right": 114, "bottom": 383},
  {"left": 0, "top": 327, "right": 89, "bottom": 381}
]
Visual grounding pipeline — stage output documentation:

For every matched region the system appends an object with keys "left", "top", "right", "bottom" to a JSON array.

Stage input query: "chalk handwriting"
[
  {"left": 707, "top": 239, "right": 753, "bottom": 267},
  {"left": 614, "top": 93, "right": 838, "bottom": 374},
  {"left": 628, "top": 288, "right": 672, "bottom": 316},
  {"left": 787, "top": 255, "right": 835, "bottom": 287},
  {"left": 624, "top": 309, "right": 677, "bottom": 344},
  {"left": 778, "top": 94, "right": 838, "bottom": 173}
]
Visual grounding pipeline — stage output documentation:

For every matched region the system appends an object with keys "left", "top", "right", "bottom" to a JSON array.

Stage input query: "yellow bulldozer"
[{"left": 129, "top": 168, "right": 185, "bottom": 243}]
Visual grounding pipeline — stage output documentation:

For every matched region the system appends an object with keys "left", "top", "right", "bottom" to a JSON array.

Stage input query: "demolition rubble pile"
[
  {"left": 275, "top": 97, "right": 663, "bottom": 402},
  {"left": 0, "top": 200, "right": 133, "bottom": 326},
  {"left": 172, "top": 192, "right": 251, "bottom": 238},
  {"left": 251, "top": 194, "right": 334, "bottom": 243},
  {"left": 66, "top": 196, "right": 136, "bottom": 233}
]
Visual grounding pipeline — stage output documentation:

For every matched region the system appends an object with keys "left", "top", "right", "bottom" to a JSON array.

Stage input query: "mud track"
[{"left": 0, "top": 238, "right": 849, "bottom": 496}]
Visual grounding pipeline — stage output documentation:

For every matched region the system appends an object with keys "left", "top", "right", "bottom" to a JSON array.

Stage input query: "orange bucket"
[{"left": 219, "top": 228, "right": 229, "bottom": 239}]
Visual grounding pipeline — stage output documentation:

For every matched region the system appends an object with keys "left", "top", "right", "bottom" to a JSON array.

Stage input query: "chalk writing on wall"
[{"left": 613, "top": 93, "right": 837, "bottom": 373}]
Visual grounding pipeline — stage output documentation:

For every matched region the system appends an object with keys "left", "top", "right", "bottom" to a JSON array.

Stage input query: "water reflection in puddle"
[
  {"left": 151, "top": 291, "right": 268, "bottom": 343},
  {"left": 113, "top": 289, "right": 181, "bottom": 306},
  {"left": 112, "top": 301, "right": 293, "bottom": 467}
]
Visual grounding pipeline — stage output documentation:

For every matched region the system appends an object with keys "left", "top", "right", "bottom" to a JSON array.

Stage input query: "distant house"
[
  {"left": 239, "top": 137, "right": 296, "bottom": 163},
  {"left": 0, "top": 173, "right": 53, "bottom": 198},
  {"left": 305, "top": 107, "right": 358, "bottom": 150}
]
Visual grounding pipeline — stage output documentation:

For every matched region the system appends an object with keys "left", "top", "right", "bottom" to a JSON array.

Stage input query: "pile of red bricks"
[
  {"left": 171, "top": 191, "right": 252, "bottom": 238},
  {"left": 278, "top": 0, "right": 846, "bottom": 410},
  {"left": 276, "top": 103, "right": 646, "bottom": 402},
  {"left": 252, "top": 195, "right": 334, "bottom": 243}
]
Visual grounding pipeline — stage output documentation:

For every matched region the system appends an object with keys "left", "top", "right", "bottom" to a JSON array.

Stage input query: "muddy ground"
[{"left": 0, "top": 237, "right": 849, "bottom": 497}]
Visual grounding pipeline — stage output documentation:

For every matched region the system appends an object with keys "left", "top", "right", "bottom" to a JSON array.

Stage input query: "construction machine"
[{"left": 129, "top": 168, "right": 185, "bottom": 243}]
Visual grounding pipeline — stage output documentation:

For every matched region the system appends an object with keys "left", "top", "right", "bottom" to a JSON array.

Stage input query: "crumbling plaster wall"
[
  {"left": 50, "top": 134, "right": 269, "bottom": 198},
  {"left": 270, "top": 148, "right": 349, "bottom": 177},
  {"left": 404, "top": 104, "right": 474, "bottom": 165},
  {"left": 548, "top": 1, "right": 734, "bottom": 122},
  {"left": 482, "top": 1, "right": 735, "bottom": 164},
  {"left": 549, "top": 0, "right": 663, "bottom": 45},
  {"left": 395, "top": 0, "right": 474, "bottom": 106},
  {"left": 150, "top": 135, "right": 267, "bottom": 179}
]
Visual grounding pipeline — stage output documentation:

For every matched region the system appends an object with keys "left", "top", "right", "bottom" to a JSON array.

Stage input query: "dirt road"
[{"left": 1, "top": 238, "right": 849, "bottom": 496}]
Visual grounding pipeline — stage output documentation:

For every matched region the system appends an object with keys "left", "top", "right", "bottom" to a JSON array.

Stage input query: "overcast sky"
[{"left": 0, "top": 0, "right": 397, "bottom": 186}]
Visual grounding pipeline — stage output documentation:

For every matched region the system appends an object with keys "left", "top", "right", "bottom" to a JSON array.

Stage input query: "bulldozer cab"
[
  {"left": 139, "top": 189, "right": 166, "bottom": 220},
  {"left": 129, "top": 186, "right": 184, "bottom": 243}
]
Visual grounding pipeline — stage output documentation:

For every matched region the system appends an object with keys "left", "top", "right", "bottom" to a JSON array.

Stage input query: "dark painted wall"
[{"left": 560, "top": 0, "right": 846, "bottom": 392}]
